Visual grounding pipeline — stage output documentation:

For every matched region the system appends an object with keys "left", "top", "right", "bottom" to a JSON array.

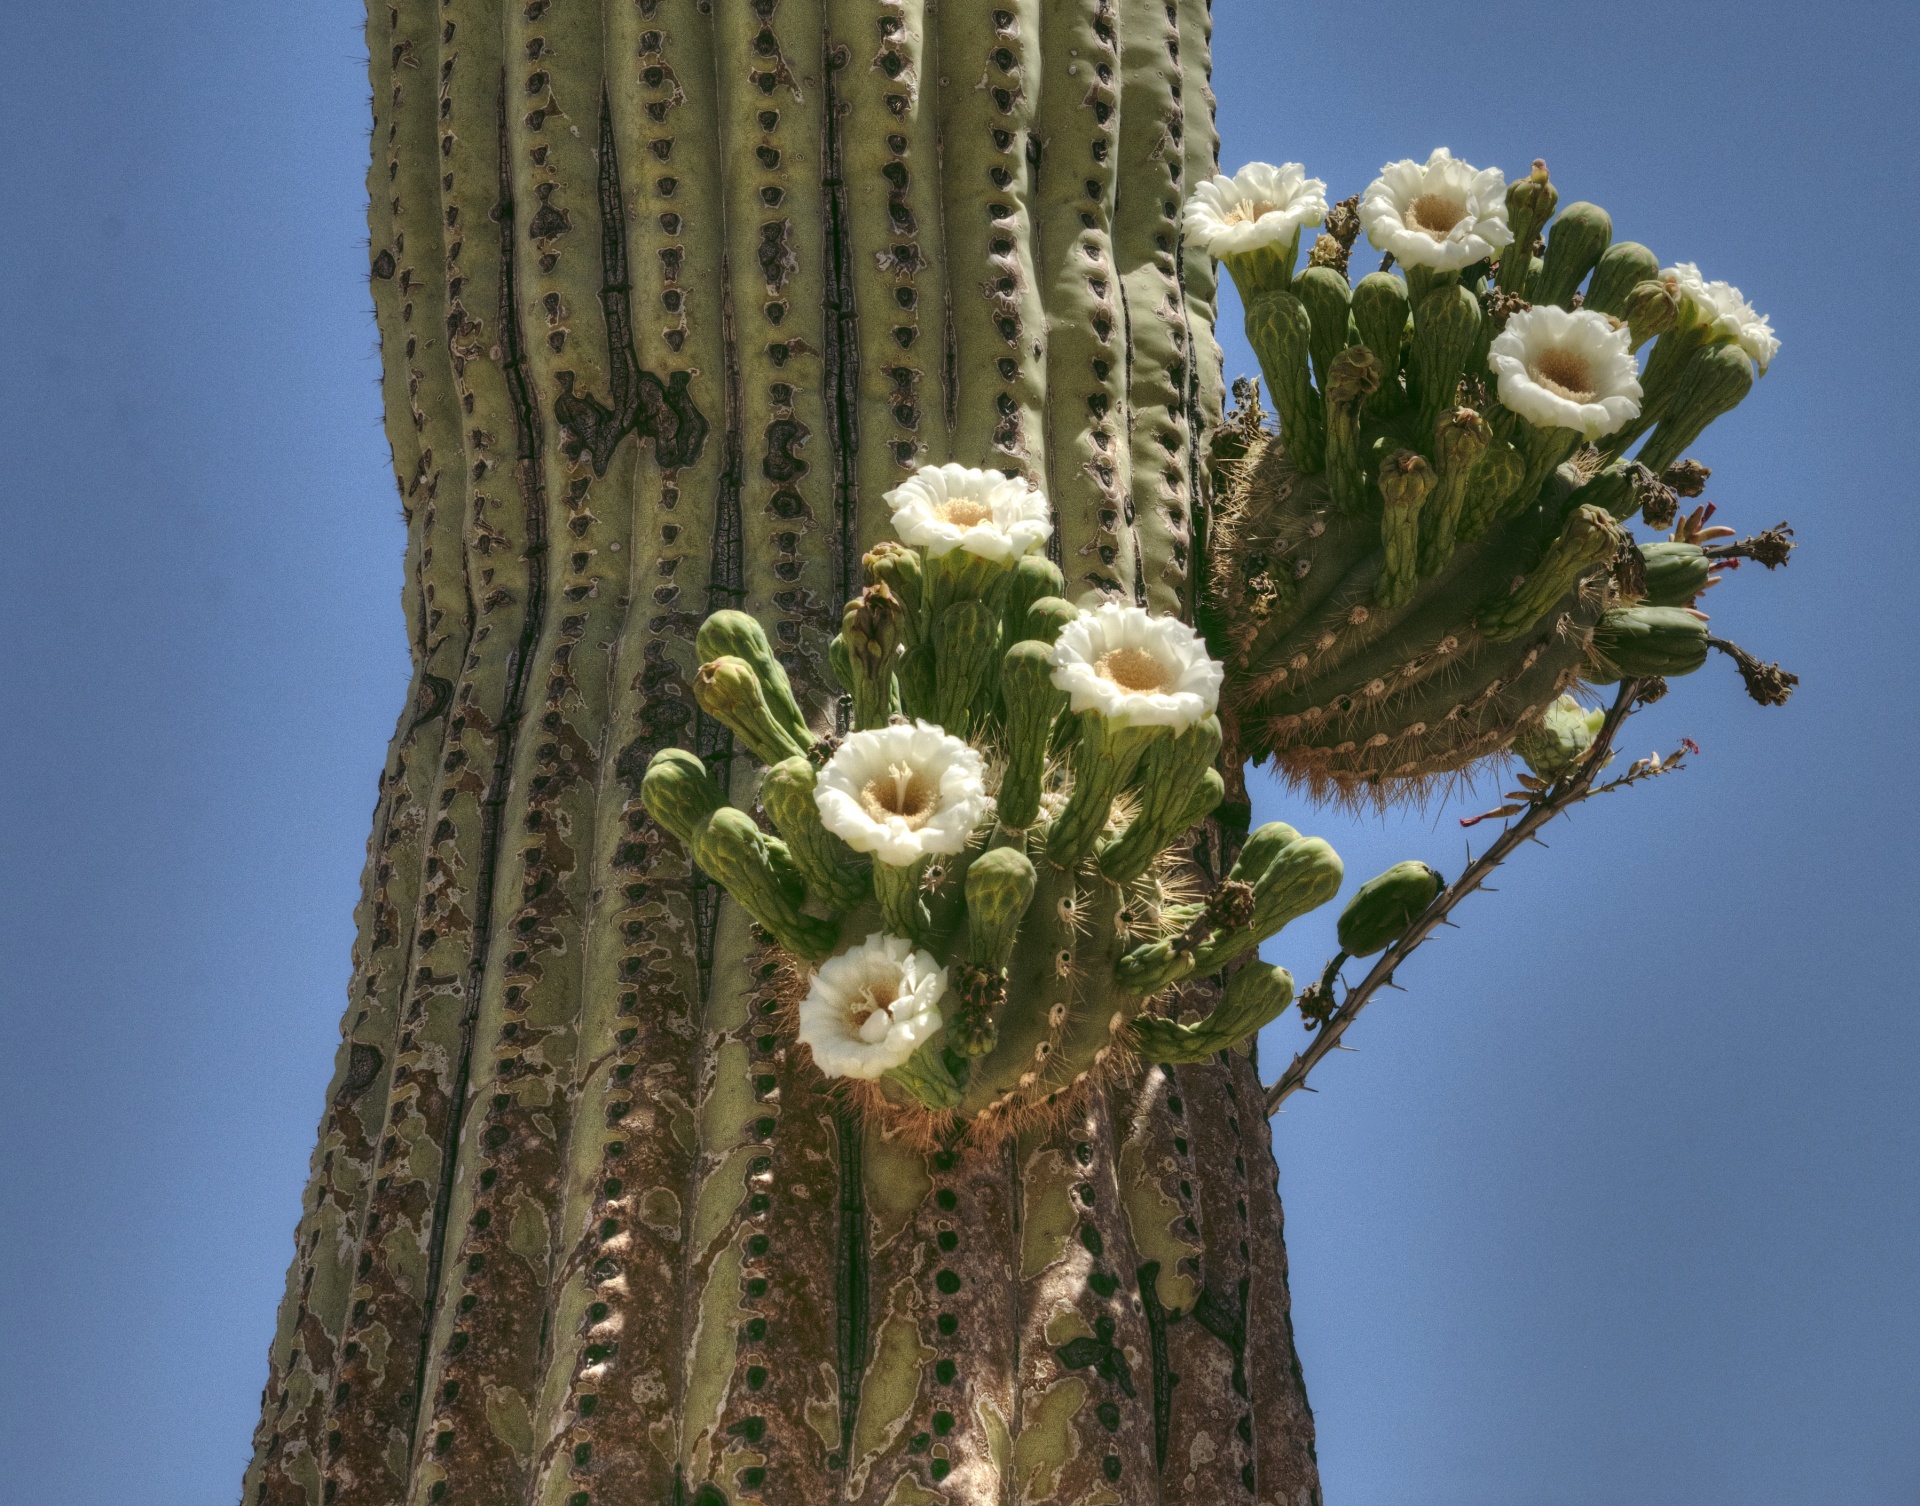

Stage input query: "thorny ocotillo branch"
[{"left": 1264, "top": 678, "right": 1684, "bottom": 1115}]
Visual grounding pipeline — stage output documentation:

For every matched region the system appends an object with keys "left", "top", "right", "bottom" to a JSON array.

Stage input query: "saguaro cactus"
[{"left": 244, "top": 5, "right": 1328, "bottom": 1506}]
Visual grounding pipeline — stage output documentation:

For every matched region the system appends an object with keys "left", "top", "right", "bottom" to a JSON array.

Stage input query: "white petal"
[
  {"left": 885, "top": 464, "right": 1053, "bottom": 561},
  {"left": 1488, "top": 305, "right": 1643, "bottom": 440},
  {"left": 814, "top": 721, "right": 990, "bottom": 864},
  {"left": 797, "top": 932, "right": 948, "bottom": 1079},
  {"left": 1047, "top": 604, "right": 1223, "bottom": 730}
]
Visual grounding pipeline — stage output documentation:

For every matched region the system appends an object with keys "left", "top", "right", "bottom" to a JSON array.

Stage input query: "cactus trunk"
[{"left": 242, "top": 4, "right": 1322, "bottom": 1505}]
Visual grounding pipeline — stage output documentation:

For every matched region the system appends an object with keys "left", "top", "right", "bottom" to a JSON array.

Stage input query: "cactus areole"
[{"left": 247, "top": 5, "right": 1792, "bottom": 1504}]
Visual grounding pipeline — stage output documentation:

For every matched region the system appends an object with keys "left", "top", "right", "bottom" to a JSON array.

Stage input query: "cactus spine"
[{"left": 244, "top": 7, "right": 1324, "bottom": 1506}]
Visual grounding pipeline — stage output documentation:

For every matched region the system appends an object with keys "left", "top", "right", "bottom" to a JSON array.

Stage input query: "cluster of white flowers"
[
  {"left": 1359, "top": 147, "right": 1514, "bottom": 272},
  {"left": 814, "top": 720, "right": 989, "bottom": 867},
  {"left": 1182, "top": 161, "right": 1329, "bottom": 258},
  {"left": 884, "top": 465, "right": 1051, "bottom": 563},
  {"left": 1049, "top": 604, "right": 1222, "bottom": 731},
  {"left": 797, "top": 932, "right": 947, "bottom": 1079},
  {"left": 1662, "top": 261, "right": 1780, "bottom": 373},
  {"left": 1488, "top": 306, "right": 1644, "bottom": 439}
]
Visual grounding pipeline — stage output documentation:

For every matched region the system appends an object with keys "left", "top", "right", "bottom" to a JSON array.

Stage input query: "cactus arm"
[
  {"left": 1375, "top": 449, "right": 1436, "bottom": 608},
  {"left": 696, "top": 807, "right": 840, "bottom": 962},
  {"left": 1585, "top": 240, "right": 1660, "bottom": 318},
  {"left": 932, "top": 599, "right": 1001, "bottom": 737},
  {"left": 1531, "top": 201, "right": 1612, "bottom": 309},
  {"left": 1477, "top": 503, "right": 1620, "bottom": 641},
  {"left": 1244, "top": 290, "right": 1325, "bottom": 472},
  {"left": 1419, "top": 407, "right": 1493, "bottom": 576},
  {"left": 995, "top": 640, "right": 1065, "bottom": 831},
  {"left": 697, "top": 611, "right": 814, "bottom": 752},
  {"left": 936, "top": 1, "right": 1048, "bottom": 478},
  {"left": 1408, "top": 282, "right": 1482, "bottom": 439},
  {"left": 1634, "top": 341, "right": 1756, "bottom": 475},
  {"left": 1033, "top": 0, "right": 1138, "bottom": 604},
  {"left": 1044, "top": 717, "right": 1160, "bottom": 870},
  {"left": 1131, "top": 961, "right": 1294, "bottom": 1063},
  {"left": 1323, "top": 345, "right": 1382, "bottom": 515}
]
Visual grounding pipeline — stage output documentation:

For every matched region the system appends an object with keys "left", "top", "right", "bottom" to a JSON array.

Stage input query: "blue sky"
[{"left": 0, "top": 2, "right": 1913, "bottom": 1502}]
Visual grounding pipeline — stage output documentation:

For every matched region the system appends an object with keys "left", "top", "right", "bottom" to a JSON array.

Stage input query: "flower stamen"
[
  {"left": 1408, "top": 192, "right": 1468, "bottom": 237},
  {"left": 1095, "top": 646, "right": 1176, "bottom": 695},
  {"left": 1529, "top": 347, "right": 1597, "bottom": 403}
]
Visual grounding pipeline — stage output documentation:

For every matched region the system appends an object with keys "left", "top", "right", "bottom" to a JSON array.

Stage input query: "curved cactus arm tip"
[
  {"left": 1131, "top": 962, "right": 1295, "bottom": 1064},
  {"left": 761, "top": 756, "right": 870, "bottom": 916},
  {"left": 695, "top": 608, "right": 812, "bottom": 750},
  {"left": 693, "top": 807, "right": 840, "bottom": 963}
]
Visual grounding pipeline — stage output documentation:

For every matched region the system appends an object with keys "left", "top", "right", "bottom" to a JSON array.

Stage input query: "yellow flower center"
[
  {"left": 936, "top": 497, "right": 995, "bottom": 528},
  {"left": 1529, "top": 347, "right": 1597, "bottom": 403},
  {"left": 1408, "top": 192, "right": 1468, "bottom": 237},
  {"left": 861, "top": 760, "right": 937, "bottom": 828},
  {"left": 1095, "top": 646, "right": 1174, "bottom": 694},
  {"left": 1220, "top": 198, "right": 1280, "bottom": 227},
  {"left": 848, "top": 979, "right": 901, "bottom": 1038}
]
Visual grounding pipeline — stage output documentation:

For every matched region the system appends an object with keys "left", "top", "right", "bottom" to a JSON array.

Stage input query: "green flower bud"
[
  {"left": 1638, "top": 541, "right": 1713, "bottom": 606},
  {"left": 693, "top": 656, "right": 813, "bottom": 765},
  {"left": 828, "top": 632, "right": 854, "bottom": 695},
  {"left": 1408, "top": 282, "right": 1481, "bottom": 439},
  {"left": 1098, "top": 714, "right": 1224, "bottom": 883},
  {"left": 1513, "top": 693, "right": 1607, "bottom": 780},
  {"left": 1457, "top": 440, "right": 1527, "bottom": 542},
  {"left": 693, "top": 806, "right": 839, "bottom": 961},
  {"left": 1295, "top": 264, "right": 1355, "bottom": 393},
  {"left": 1624, "top": 278, "right": 1680, "bottom": 350},
  {"left": 1565, "top": 460, "right": 1644, "bottom": 521},
  {"left": 862, "top": 540, "right": 925, "bottom": 642},
  {"left": 1021, "top": 595, "right": 1080, "bottom": 646},
  {"left": 640, "top": 748, "right": 725, "bottom": 848},
  {"left": 1244, "top": 290, "right": 1324, "bottom": 470},
  {"left": 966, "top": 845, "right": 1038, "bottom": 971},
  {"left": 1584, "top": 241, "right": 1660, "bottom": 319},
  {"left": 760, "top": 756, "right": 869, "bottom": 914},
  {"left": 1117, "top": 829, "right": 1342, "bottom": 993},
  {"left": 1375, "top": 449, "right": 1436, "bottom": 608},
  {"left": 1635, "top": 342, "right": 1755, "bottom": 475},
  {"left": 1419, "top": 407, "right": 1493, "bottom": 576},
  {"left": 1231, "top": 820, "right": 1302, "bottom": 886},
  {"left": 1336, "top": 860, "right": 1446, "bottom": 957},
  {"left": 1130, "top": 961, "right": 1296, "bottom": 1064},
  {"left": 996, "top": 640, "right": 1066, "bottom": 830},
  {"left": 1478, "top": 504, "right": 1622, "bottom": 641},
  {"left": 1350, "top": 272, "right": 1411, "bottom": 390},
  {"left": 933, "top": 599, "right": 1001, "bottom": 739},
  {"left": 1325, "top": 344, "right": 1384, "bottom": 514},
  {"left": 1005, "top": 554, "right": 1067, "bottom": 646},
  {"left": 842, "top": 584, "right": 906, "bottom": 731},
  {"left": 1498, "top": 160, "right": 1558, "bottom": 294},
  {"left": 1588, "top": 604, "right": 1709, "bottom": 679},
  {"left": 696, "top": 610, "right": 811, "bottom": 751},
  {"left": 1532, "top": 201, "right": 1612, "bottom": 309}
]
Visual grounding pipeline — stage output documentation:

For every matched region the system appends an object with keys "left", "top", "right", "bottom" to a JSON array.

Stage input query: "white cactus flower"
[
  {"left": 1049, "top": 604, "right": 1223, "bottom": 731},
  {"left": 1662, "top": 261, "right": 1780, "bottom": 373},
  {"left": 1182, "top": 161, "right": 1329, "bottom": 257},
  {"left": 814, "top": 720, "right": 990, "bottom": 866},
  {"left": 1360, "top": 147, "right": 1514, "bottom": 272},
  {"left": 885, "top": 464, "right": 1052, "bottom": 563},
  {"left": 1489, "top": 306, "right": 1644, "bottom": 439},
  {"left": 798, "top": 933, "right": 947, "bottom": 1080}
]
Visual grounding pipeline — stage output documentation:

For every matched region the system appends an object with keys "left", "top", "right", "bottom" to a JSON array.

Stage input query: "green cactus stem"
[
  {"left": 933, "top": 599, "right": 1001, "bottom": 738},
  {"left": 1638, "top": 541, "right": 1714, "bottom": 606},
  {"left": 1636, "top": 341, "right": 1756, "bottom": 474},
  {"left": 1585, "top": 240, "right": 1661, "bottom": 318},
  {"left": 1420, "top": 407, "right": 1494, "bottom": 575},
  {"left": 873, "top": 856, "right": 933, "bottom": 948},
  {"left": 841, "top": 585, "right": 907, "bottom": 731},
  {"left": 1478, "top": 504, "right": 1622, "bottom": 641},
  {"left": 1296, "top": 264, "right": 1355, "bottom": 392},
  {"left": 697, "top": 608, "right": 813, "bottom": 750},
  {"left": 1325, "top": 344, "right": 1384, "bottom": 514},
  {"left": 1532, "top": 201, "right": 1612, "bottom": 309},
  {"left": 1131, "top": 962, "right": 1297, "bottom": 1063},
  {"left": 1499, "top": 160, "right": 1558, "bottom": 294},
  {"left": 1098, "top": 715, "right": 1225, "bottom": 883},
  {"left": 1351, "top": 271, "right": 1411, "bottom": 397},
  {"left": 1044, "top": 715, "right": 1162, "bottom": 871},
  {"left": 1246, "top": 289, "right": 1325, "bottom": 471},
  {"left": 760, "top": 756, "right": 870, "bottom": 915},
  {"left": 1408, "top": 282, "right": 1481, "bottom": 437},
  {"left": 996, "top": 641, "right": 1066, "bottom": 831},
  {"left": 1376, "top": 450, "right": 1437, "bottom": 608},
  {"left": 695, "top": 807, "right": 839, "bottom": 962},
  {"left": 966, "top": 846, "right": 1038, "bottom": 970},
  {"left": 1589, "top": 604, "right": 1711, "bottom": 678}
]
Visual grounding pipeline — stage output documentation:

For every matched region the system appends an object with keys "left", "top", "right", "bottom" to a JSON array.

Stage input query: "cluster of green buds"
[
  {"left": 641, "top": 465, "right": 1349, "bottom": 1129},
  {"left": 1185, "top": 149, "right": 1792, "bottom": 797}
]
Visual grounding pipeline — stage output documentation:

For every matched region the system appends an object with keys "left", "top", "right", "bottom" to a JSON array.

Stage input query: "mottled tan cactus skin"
[{"left": 243, "top": 4, "right": 1321, "bottom": 1504}]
